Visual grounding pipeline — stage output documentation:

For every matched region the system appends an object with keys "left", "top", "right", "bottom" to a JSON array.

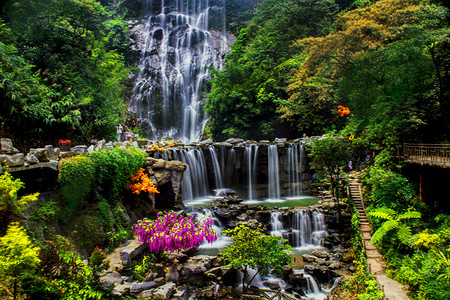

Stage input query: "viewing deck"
[{"left": 403, "top": 143, "right": 450, "bottom": 168}]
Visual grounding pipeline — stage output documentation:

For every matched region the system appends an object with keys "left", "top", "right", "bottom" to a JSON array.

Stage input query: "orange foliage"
[
  {"left": 128, "top": 168, "right": 159, "bottom": 195},
  {"left": 150, "top": 144, "right": 164, "bottom": 152},
  {"left": 337, "top": 105, "right": 351, "bottom": 117},
  {"left": 167, "top": 141, "right": 175, "bottom": 147}
]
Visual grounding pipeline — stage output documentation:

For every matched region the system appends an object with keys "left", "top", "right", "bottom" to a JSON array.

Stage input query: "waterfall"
[
  {"left": 178, "top": 147, "right": 209, "bottom": 201},
  {"left": 270, "top": 211, "right": 284, "bottom": 236},
  {"left": 288, "top": 143, "right": 303, "bottom": 197},
  {"left": 292, "top": 210, "right": 327, "bottom": 248},
  {"left": 270, "top": 210, "right": 327, "bottom": 249},
  {"left": 129, "top": 0, "right": 228, "bottom": 142},
  {"left": 268, "top": 144, "right": 280, "bottom": 200},
  {"left": 245, "top": 145, "right": 253, "bottom": 200},
  {"left": 208, "top": 146, "right": 224, "bottom": 190}
]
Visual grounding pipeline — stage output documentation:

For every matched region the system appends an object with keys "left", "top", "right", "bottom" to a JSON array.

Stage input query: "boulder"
[
  {"left": 53, "top": 147, "right": 61, "bottom": 158},
  {"left": 105, "top": 141, "right": 114, "bottom": 150},
  {"left": 119, "top": 240, "right": 147, "bottom": 269},
  {"left": 152, "top": 282, "right": 176, "bottom": 300},
  {"left": 87, "top": 145, "right": 95, "bottom": 153},
  {"left": 112, "top": 282, "right": 135, "bottom": 296},
  {"left": 95, "top": 139, "right": 106, "bottom": 151},
  {"left": 0, "top": 153, "right": 24, "bottom": 167},
  {"left": 131, "top": 281, "right": 157, "bottom": 293},
  {"left": 73, "top": 145, "right": 88, "bottom": 154},
  {"left": 165, "top": 160, "right": 187, "bottom": 171},
  {"left": 45, "top": 145, "right": 56, "bottom": 160},
  {"left": 0, "top": 138, "right": 14, "bottom": 154},
  {"left": 30, "top": 148, "right": 50, "bottom": 162},
  {"left": 99, "top": 272, "right": 124, "bottom": 290},
  {"left": 311, "top": 250, "right": 329, "bottom": 259},
  {"left": 154, "top": 170, "right": 172, "bottom": 185},
  {"left": 24, "top": 153, "right": 39, "bottom": 165},
  {"left": 165, "top": 263, "right": 179, "bottom": 282},
  {"left": 302, "top": 254, "right": 318, "bottom": 263},
  {"left": 137, "top": 289, "right": 153, "bottom": 299},
  {"left": 181, "top": 262, "right": 206, "bottom": 276}
]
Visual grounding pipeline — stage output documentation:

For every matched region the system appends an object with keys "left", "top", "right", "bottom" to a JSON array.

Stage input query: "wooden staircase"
[{"left": 347, "top": 181, "right": 381, "bottom": 259}]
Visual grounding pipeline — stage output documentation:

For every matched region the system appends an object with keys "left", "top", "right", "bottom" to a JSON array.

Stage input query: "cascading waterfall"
[
  {"left": 208, "top": 146, "right": 224, "bottom": 190},
  {"left": 270, "top": 210, "right": 327, "bottom": 248},
  {"left": 129, "top": 0, "right": 228, "bottom": 142},
  {"left": 177, "top": 147, "right": 209, "bottom": 200},
  {"left": 287, "top": 143, "right": 303, "bottom": 197},
  {"left": 268, "top": 144, "right": 280, "bottom": 200}
]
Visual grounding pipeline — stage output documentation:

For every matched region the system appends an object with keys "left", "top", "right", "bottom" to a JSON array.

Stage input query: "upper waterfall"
[{"left": 129, "top": 0, "right": 231, "bottom": 143}]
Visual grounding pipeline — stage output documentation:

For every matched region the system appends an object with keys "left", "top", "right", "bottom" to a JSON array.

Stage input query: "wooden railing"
[{"left": 403, "top": 143, "right": 450, "bottom": 167}]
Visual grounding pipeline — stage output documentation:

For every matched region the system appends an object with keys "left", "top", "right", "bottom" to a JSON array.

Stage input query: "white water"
[
  {"left": 288, "top": 143, "right": 303, "bottom": 196},
  {"left": 208, "top": 146, "right": 224, "bottom": 189},
  {"left": 177, "top": 147, "right": 209, "bottom": 201},
  {"left": 268, "top": 144, "right": 280, "bottom": 200},
  {"left": 129, "top": 0, "right": 228, "bottom": 142}
]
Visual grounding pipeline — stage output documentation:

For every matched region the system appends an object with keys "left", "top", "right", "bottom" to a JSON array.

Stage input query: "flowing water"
[{"left": 129, "top": 0, "right": 228, "bottom": 142}]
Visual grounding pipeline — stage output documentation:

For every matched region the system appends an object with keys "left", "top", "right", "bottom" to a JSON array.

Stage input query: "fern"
[
  {"left": 398, "top": 211, "right": 421, "bottom": 221},
  {"left": 371, "top": 220, "right": 399, "bottom": 244},
  {"left": 368, "top": 208, "right": 395, "bottom": 221},
  {"left": 397, "top": 224, "right": 413, "bottom": 246}
]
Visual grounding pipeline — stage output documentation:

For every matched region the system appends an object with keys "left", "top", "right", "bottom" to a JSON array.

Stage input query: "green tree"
[
  {"left": 206, "top": 0, "right": 339, "bottom": 140},
  {"left": 221, "top": 224, "right": 292, "bottom": 294},
  {"left": 308, "top": 136, "right": 351, "bottom": 223},
  {"left": 0, "top": 222, "right": 41, "bottom": 300}
]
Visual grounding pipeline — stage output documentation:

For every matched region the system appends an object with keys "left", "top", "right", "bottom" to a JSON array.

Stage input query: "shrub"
[{"left": 135, "top": 211, "right": 217, "bottom": 253}]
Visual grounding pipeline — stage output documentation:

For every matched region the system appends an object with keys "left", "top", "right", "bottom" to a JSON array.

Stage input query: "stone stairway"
[{"left": 348, "top": 179, "right": 410, "bottom": 300}]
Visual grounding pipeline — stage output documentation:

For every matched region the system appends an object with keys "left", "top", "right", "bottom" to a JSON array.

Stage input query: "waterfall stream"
[
  {"left": 129, "top": 0, "right": 228, "bottom": 142},
  {"left": 268, "top": 144, "right": 281, "bottom": 200}
]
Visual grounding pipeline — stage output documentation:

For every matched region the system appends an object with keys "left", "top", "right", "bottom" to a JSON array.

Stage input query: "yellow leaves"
[{"left": 150, "top": 144, "right": 164, "bottom": 152}]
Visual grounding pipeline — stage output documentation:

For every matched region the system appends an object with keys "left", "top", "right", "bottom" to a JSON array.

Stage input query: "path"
[{"left": 348, "top": 180, "right": 410, "bottom": 300}]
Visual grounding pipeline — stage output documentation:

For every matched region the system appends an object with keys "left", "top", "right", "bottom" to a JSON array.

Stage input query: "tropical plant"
[
  {"left": 369, "top": 207, "right": 421, "bottom": 246},
  {"left": 221, "top": 224, "right": 292, "bottom": 294},
  {"left": 0, "top": 222, "right": 41, "bottom": 300},
  {"left": 135, "top": 211, "right": 217, "bottom": 253}
]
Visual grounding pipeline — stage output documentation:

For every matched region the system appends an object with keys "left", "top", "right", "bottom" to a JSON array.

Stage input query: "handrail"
[{"left": 403, "top": 143, "right": 450, "bottom": 166}]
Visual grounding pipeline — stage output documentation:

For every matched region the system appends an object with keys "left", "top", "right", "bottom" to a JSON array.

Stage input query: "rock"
[
  {"left": 188, "top": 255, "right": 216, "bottom": 269},
  {"left": 302, "top": 254, "right": 318, "bottom": 263},
  {"left": 154, "top": 170, "right": 172, "bottom": 185},
  {"left": 166, "top": 252, "right": 188, "bottom": 263},
  {"left": 225, "top": 138, "right": 244, "bottom": 144},
  {"left": 73, "top": 145, "right": 88, "bottom": 154},
  {"left": 0, "top": 138, "right": 14, "bottom": 154},
  {"left": 30, "top": 148, "right": 50, "bottom": 162},
  {"left": 204, "top": 266, "right": 231, "bottom": 280},
  {"left": 24, "top": 153, "right": 39, "bottom": 164},
  {"left": 112, "top": 282, "right": 135, "bottom": 296},
  {"left": 181, "top": 262, "right": 206, "bottom": 276},
  {"left": 165, "top": 160, "right": 187, "bottom": 171},
  {"left": 95, "top": 139, "right": 106, "bottom": 151},
  {"left": 119, "top": 240, "right": 147, "bottom": 269},
  {"left": 327, "top": 262, "right": 342, "bottom": 269},
  {"left": 60, "top": 151, "right": 75, "bottom": 158},
  {"left": 275, "top": 138, "right": 287, "bottom": 146},
  {"left": 105, "top": 141, "right": 114, "bottom": 150},
  {"left": 131, "top": 281, "right": 157, "bottom": 293},
  {"left": 146, "top": 157, "right": 166, "bottom": 170},
  {"left": 165, "top": 263, "right": 179, "bottom": 282},
  {"left": 348, "top": 264, "right": 356, "bottom": 272},
  {"left": 200, "top": 139, "right": 213, "bottom": 145},
  {"left": 153, "top": 277, "right": 166, "bottom": 286},
  {"left": 87, "top": 145, "right": 95, "bottom": 153},
  {"left": 341, "top": 252, "right": 355, "bottom": 263},
  {"left": 99, "top": 272, "right": 124, "bottom": 290},
  {"left": 311, "top": 250, "right": 329, "bottom": 259},
  {"left": 152, "top": 282, "right": 176, "bottom": 300},
  {"left": 45, "top": 145, "right": 56, "bottom": 160},
  {"left": 137, "top": 289, "right": 153, "bottom": 299},
  {"left": 53, "top": 147, "right": 61, "bottom": 158},
  {"left": 0, "top": 153, "right": 24, "bottom": 167}
]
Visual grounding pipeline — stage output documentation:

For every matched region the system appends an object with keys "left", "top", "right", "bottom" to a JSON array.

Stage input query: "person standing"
[{"left": 116, "top": 123, "right": 123, "bottom": 142}]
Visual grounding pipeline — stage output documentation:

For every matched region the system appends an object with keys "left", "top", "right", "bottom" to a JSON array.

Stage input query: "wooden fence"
[{"left": 403, "top": 143, "right": 450, "bottom": 167}]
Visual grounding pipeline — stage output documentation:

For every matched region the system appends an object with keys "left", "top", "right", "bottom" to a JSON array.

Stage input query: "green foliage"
[
  {"left": 58, "top": 147, "right": 146, "bottom": 221},
  {"left": 368, "top": 207, "right": 421, "bottom": 246},
  {"left": 206, "top": 0, "right": 339, "bottom": 140},
  {"left": 388, "top": 248, "right": 450, "bottom": 300},
  {"left": 0, "top": 222, "right": 41, "bottom": 299},
  {"left": 361, "top": 163, "right": 419, "bottom": 210},
  {"left": 221, "top": 224, "right": 292, "bottom": 291},
  {"left": 89, "top": 247, "right": 109, "bottom": 280},
  {"left": 133, "top": 254, "right": 156, "bottom": 281},
  {"left": 30, "top": 200, "right": 59, "bottom": 223},
  {"left": 307, "top": 135, "right": 351, "bottom": 218},
  {"left": 1, "top": 0, "right": 131, "bottom": 144},
  {"left": 0, "top": 171, "right": 39, "bottom": 217},
  {"left": 342, "top": 263, "right": 385, "bottom": 300}
]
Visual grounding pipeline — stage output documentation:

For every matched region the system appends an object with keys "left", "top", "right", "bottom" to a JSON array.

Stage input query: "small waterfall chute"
[{"left": 268, "top": 144, "right": 280, "bottom": 200}]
